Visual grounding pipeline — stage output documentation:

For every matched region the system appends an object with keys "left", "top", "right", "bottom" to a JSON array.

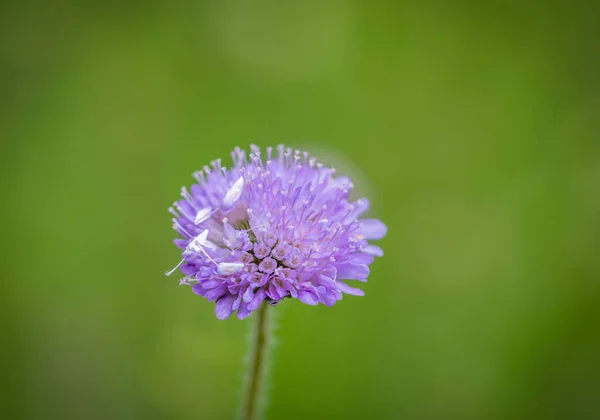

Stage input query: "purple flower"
[{"left": 167, "top": 145, "right": 386, "bottom": 320}]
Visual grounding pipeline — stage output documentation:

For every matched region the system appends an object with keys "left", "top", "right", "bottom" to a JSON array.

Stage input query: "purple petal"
[
  {"left": 192, "top": 284, "right": 208, "bottom": 296},
  {"left": 243, "top": 287, "right": 255, "bottom": 302},
  {"left": 298, "top": 289, "right": 319, "bottom": 306},
  {"left": 190, "top": 184, "right": 205, "bottom": 201},
  {"left": 248, "top": 288, "right": 266, "bottom": 311},
  {"left": 320, "top": 267, "right": 337, "bottom": 282},
  {"left": 259, "top": 257, "right": 277, "bottom": 273},
  {"left": 180, "top": 263, "right": 197, "bottom": 276},
  {"left": 337, "top": 263, "right": 370, "bottom": 281},
  {"left": 267, "top": 283, "right": 284, "bottom": 300},
  {"left": 254, "top": 242, "right": 270, "bottom": 259},
  {"left": 279, "top": 268, "right": 298, "bottom": 280},
  {"left": 199, "top": 279, "right": 219, "bottom": 289},
  {"left": 297, "top": 271, "right": 313, "bottom": 282},
  {"left": 259, "top": 274, "right": 270, "bottom": 286},
  {"left": 247, "top": 272, "right": 262, "bottom": 287},
  {"left": 215, "top": 295, "right": 236, "bottom": 320},
  {"left": 351, "top": 253, "right": 375, "bottom": 265},
  {"left": 356, "top": 219, "right": 387, "bottom": 240},
  {"left": 197, "top": 267, "right": 213, "bottom": 278},
  {"left": 237, "top": 301, "right": 252, "bottom": 319},
  {"left": 232, "top": 294, "right": 242, "bottom": 311},
  {"left": 336, "top": 281, "right": 365, "bottom": 296},
  {"left": 286, "top": 284, "right": 298, "bottom": 298},
  {"left": 318, "top": 289, "right": 340, "bottom": 306},
  {"left": 350, "top": 198, "right": 370, "bottom": 218},
  {"left": 205, "top": 285, "right": 228, "bottom": 301},
  {"left": 364, "top": 245, "right": 384, "bottom": 257},
  {"left": 174, "top": 238, "right": 188, "bottom": 249},
  {"left": 177, "top": 200, "right": 195, "bottom": 220}
]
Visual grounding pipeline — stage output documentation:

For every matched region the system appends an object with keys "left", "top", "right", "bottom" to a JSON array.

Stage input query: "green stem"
[{"left": 240, "top": 302, "right": 272, "bottom": 420}]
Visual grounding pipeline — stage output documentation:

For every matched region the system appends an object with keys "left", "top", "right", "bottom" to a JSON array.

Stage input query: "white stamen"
[
  {"left": 185, "top": 230, "right": 217, "bottom": 264},
  {"left": 172, "top": 219, "right": 193, "bottom": 238},
  {"left": 186, "top": 229, "right": 209, "bottom": 253},
  {"left": 165, "top": 258, "right": 185, "bottom": 276}
]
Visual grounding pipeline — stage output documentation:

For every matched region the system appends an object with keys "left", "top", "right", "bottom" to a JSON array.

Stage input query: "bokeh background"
[{"left": 1, "top": 1, "right": 599, "bottom": 419}]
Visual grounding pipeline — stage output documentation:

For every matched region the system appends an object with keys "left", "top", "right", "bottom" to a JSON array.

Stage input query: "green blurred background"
[{"left": 1, "top": 1, "right": 599, "bottom": 419}]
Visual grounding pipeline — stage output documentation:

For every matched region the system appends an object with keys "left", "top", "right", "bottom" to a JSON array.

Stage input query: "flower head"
[{"left": 168, "top": 145, "right": 386, "bottom": 319}]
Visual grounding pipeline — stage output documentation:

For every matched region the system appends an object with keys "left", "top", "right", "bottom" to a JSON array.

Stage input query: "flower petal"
[
  {"left": 352, "top": 253, "right": 375, "bottom": 265},
  {"left": 180, "top": 263, "right": 197, "bottom": 276},
  {"left": 232, "top": 294, "right": 242, "bottom": 311},
  {"left": 243, "top": 287, "right": 255, "bottom": 302},
  {"left": 336, "top": 281, "right": 365, "bottom": 296},
  {"left": 320, "top": 266, "right": 337, "bottom": 282},
  {"left": 337, "top": 263, "right": 370, "bottom": 281},
  {"left": 174, "top": 238, "right": 188, "bottom": 249},
  {"left": 191, "top": 284, "right": 207, "bottom": 296},
  {"left": 364, "top": 245, "right": 384, "bottom": 257},
  {"left": 356, "top": 219, "right": 387, "bottom": 240},
  {"left": 237, "top": 301, "right": 252, "bottom": 319},
  {"left": 298, "top": 289, "right": 319, "bottom": 306},
  {"left": 199, "top": 279, "right": 219, "bottom": 289},
  {"left": 349, "top": 198, "right": 370, "bottom": 219},
  {"left": 248, "top": 288, "right": 266, "bottom": 311},
  {"left": 215, "top": 295, "right": 236, "bottom": 320},
  {"left": 205, "top": 285, "right": 228, "bottom": 301},
  {"left": 267, "top": 283, "right": 284, "bottom": 300},
  {"left": 286, "top": 284, "right": 298, "bottom": 298},
  {"left": 318, "top": 288, "right": 340, "bottom": 306}
]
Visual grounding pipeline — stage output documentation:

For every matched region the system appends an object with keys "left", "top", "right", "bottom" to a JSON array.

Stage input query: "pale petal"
[
  {"left": 355, "top": 219, "right": 387, "bottom": 240},
  {"left": 337, "top": 263, "right": 370, "bottom": 281},
  {"left": 336, "top": 281, "right": 365, "bottom": 296},
  {"left": 364, "top": 245, "right": 384, "bottom": 257}
]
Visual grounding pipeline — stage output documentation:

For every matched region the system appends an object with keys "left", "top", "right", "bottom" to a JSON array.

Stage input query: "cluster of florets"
[{"left": 168, "top": 145, "right": 386, "bottom": 319}]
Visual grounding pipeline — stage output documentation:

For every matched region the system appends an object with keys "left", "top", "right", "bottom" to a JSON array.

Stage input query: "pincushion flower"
[{"left": 167, "top": 145, "right": 386, "bottom": 319}]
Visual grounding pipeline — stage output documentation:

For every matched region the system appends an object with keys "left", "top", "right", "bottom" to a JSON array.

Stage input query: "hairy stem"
[{"left": 240, "top": 303, "right": 272, "bottom": 420}]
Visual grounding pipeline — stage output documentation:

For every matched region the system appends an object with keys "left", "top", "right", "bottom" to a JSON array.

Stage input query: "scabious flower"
[{"left": 167, "top": 145, "right": 386, "bottom": 319}]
